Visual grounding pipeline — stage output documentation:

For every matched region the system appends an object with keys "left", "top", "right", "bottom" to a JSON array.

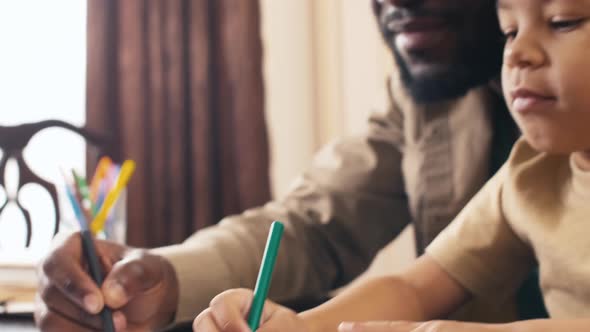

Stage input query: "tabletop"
[{"left": 0, "top": 315, "right": 37, "bottom": 332}]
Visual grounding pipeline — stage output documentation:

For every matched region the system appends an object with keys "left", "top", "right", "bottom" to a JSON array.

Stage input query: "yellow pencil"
[
  {"left": 90, "top": 160, "right": 136, "bottom": 235},
  {"left": 89, "top": 156, "right": 113, "bottom": 202}
]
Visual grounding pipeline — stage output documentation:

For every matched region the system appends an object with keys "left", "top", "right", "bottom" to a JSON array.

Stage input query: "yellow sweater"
[{"left": 428, "top": 138, "right": 590, "bottom": 318}]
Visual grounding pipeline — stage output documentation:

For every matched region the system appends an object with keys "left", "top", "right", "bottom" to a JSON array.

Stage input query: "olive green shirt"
[{"left": 154, "top": 73, "right": 519, "bottom": 323}]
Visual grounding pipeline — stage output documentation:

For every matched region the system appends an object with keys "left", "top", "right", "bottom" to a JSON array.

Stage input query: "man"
[{"left": 35, "top": 0, "right": 542, "bottom": 331}]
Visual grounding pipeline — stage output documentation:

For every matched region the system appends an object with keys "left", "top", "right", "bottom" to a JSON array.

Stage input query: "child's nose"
[{"left": 504, "top": 32, "right": 546, "bottom": 69}]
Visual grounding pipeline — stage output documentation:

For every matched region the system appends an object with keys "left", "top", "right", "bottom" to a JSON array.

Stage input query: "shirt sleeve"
[
  {"left": 154, "top": 78, "right": 415, "bottom": 324},
  {"left": 426, "top": 163, "right": 536, "bottom": 303}
]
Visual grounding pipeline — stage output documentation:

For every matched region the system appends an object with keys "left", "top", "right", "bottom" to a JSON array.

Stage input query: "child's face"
[{"left": 498, "top": 0, "right": 590, "bottom": 154}]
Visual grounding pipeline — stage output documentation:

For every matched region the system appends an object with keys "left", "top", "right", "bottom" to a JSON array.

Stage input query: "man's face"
[{"left": 374, "top": 0, "right": 504, "bottom": 103}]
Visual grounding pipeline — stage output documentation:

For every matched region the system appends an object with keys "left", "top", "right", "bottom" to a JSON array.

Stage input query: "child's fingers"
[
  {"left": 209, "top": 289, "right": 255, "bottom": 332},
  {"left": 193, "top": 308, "right": 222, "bottom": 332},
  {"left": 257, "top": 306, "right": 305, "bottom": 332},
  {"left": 204, "top": 288, "right": 292, "bottom": 332},
  {"left": 338, "top": 321, "right": 422, "bottom": 332}
]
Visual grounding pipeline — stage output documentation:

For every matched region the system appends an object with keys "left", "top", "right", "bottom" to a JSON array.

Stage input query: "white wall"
[
  {"left": 259, "top": 0, "right": 317, "bottom": 199},
  {"left": 261, "top": 0, "right": 394, "bottom": 197},
  {"left": 260, "top": 0, "right": 414, "bottom": 278},
  {"left": 0, "top": 0, "right": 87, "bottom": 252}
]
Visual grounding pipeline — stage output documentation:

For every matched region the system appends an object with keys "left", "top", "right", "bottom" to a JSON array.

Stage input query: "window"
[{"left": 0, "top": 1, "right": 87, "bottom": 253}]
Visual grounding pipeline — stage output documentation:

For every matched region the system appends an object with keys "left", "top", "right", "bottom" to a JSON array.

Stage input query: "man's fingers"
[
  {"left": 209, "top": 289, "right": 254, "bottom": 332},
  {"left": 37, "top": 233, "right": 133, "bottom": 331},
  {"left": 36, "top": 310, "right": 98, "bottom": 332},
  {"left": 193, "top": 308, "right": 222, "bottom": 331},
  {"left": 38, "top": 284, "right": 103, "bottom": 329},
  {"left": 40, "top": 235, "right": 103, "bottom": 314},
  {"left": 102, "top": 250, "right": 165, "bottom": 309},
  {"left": 35, "top": 295, "right": 126, "bottom": 332}
]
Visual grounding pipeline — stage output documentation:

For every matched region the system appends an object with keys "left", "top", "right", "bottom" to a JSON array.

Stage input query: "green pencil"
[
  {"left": 72, "top": 169, "right": 96, "bottom": 215},
  {"left": 247, "top": 221, "right": 284, "bottom": 331}
]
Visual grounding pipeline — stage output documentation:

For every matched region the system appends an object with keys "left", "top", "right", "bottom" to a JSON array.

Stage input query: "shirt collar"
[{"left": 570, "top": 154, "right": 590, "bottom": 198}]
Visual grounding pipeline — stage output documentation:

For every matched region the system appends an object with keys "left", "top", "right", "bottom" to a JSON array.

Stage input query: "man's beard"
[
  {"left": 376, "top": 0, "right": 504, "bottom": 104},
  {"left": 391, "top": 40, "right": 502, "bottom": 104}
]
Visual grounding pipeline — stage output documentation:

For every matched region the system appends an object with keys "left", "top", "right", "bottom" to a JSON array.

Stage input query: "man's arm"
[
  {"left": 35, "top": 77, "right": 414, "bottom": 331},
  {"left": 157, "top": 100, "right": 414, "bottom": 323}
]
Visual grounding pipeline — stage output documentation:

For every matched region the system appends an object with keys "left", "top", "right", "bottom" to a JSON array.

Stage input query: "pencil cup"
[{"left": 101, "top": 188, "right": 127, "bottom": 244}]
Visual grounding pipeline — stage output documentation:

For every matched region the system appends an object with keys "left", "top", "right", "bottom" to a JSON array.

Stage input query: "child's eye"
[
  {"left": 502, "top": 29, "right": 518, "bottom": 42},
  {"left": 549, "top": 18, "right": 585, "bottom": 32}
]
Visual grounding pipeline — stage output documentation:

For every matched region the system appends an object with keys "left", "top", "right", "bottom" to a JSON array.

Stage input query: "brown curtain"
[{"left": 85, "top": 0, "right": 271, "bottom": 248}]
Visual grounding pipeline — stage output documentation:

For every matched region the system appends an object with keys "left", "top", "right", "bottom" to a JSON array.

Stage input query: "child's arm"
[
  {"left": 299, "top": 254, "right": 471, "bottom": 332},
  {"left": 336, "top": 319, "right": 590, "bottom": 331},
  {"left": 501, "top": 320, "right": 590, "bottom": 332},
  {"left": 192, "top": 255, "right": 470, "bottom": 332}
]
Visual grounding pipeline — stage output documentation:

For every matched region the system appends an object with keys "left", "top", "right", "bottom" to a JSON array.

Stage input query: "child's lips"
[{"left": 510, "top": 88, "right": 557, "bottom": 115}]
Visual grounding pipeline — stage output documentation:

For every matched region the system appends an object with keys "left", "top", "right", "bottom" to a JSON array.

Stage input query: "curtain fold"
[{"left": 86, "top": 0, "right": 270, "bottom": 247}]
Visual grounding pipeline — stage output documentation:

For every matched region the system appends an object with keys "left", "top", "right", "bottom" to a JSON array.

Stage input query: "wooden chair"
[{"left": 0, "top": 120, "right": 108, "bottom": 247}]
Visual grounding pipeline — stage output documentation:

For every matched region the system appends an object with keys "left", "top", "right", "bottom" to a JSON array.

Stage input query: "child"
[{"left": 193, "top": 1, "right": 590, "bottom": 331}]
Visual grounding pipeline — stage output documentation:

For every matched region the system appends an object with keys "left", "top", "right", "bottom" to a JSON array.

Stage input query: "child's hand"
[
  {"left": 338, "top": 321, "right": 499, "bottom": 332},
  {"left": 193, "top": 288, "right": 310, "bottom": 332}
]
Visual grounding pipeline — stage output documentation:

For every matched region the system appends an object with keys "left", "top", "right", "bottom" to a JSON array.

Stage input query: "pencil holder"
[{"left": 101, "top": 188, "right": 126, "bottom": 244}]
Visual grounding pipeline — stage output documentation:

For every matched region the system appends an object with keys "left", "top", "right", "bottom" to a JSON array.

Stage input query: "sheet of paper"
[{"left": 0, "top": 286, "right": 36, "bottom": 314}]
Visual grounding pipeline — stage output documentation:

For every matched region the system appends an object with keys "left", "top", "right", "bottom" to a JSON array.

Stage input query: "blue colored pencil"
[{"left": 62, "top": 171, "right": 115, "bottom": 332}]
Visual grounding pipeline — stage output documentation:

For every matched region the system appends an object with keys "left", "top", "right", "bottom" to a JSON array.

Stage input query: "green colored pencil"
[
  {"left": 247, "top": 221, "right": 284, "bottom": 331},
  {"left": 72, "top": 169, "right": 96, "bottom": 215}
]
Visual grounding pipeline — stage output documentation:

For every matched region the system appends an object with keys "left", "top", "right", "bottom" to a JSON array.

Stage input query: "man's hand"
[
  {"left": 193, "top": 289, "right": 309, "bottom": 332},
  {"left": 338, "top": 321, "right": 501, "bottom": 332},
  {"left": 35, "top": 232, "right": 179, "bottom": 331}
]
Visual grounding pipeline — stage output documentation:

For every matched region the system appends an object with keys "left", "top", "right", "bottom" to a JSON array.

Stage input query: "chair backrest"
[{"left": 0, "top": 120, "right": 108, "bottom": 247}]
